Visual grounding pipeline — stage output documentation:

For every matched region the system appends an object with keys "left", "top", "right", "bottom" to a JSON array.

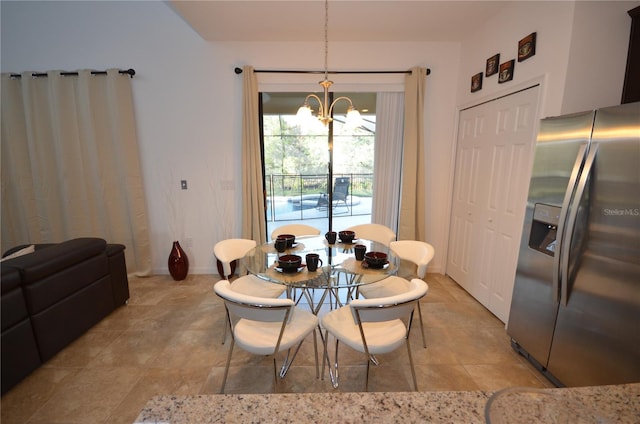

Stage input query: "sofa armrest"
[
  {"left": 0, "top": 267, "right": 42, "bottom": 395},
  {"left": 3, "top": 243, "right": 56, "bottom": 258},
  {"left": 1, "top": 268, "right": 28, "bottom": 331},
  {"left": 5, "top": 238, "right": 106, "bottom": 283},
  {"left": 106, "top": 244, "right": 129, "bottom": 306}
]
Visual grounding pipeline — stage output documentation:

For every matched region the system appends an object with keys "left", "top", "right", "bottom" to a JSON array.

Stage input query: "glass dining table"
[{"left": 243, "top": 235, "right": 398, "bottom": 314}]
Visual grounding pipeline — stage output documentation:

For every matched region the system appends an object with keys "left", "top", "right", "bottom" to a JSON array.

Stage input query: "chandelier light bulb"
[
  {"left": 345, "top": 107, "right": 363, "bottom": 129},
  {"left": 296, "top": 104, "right": 313, "bottom": 124}
]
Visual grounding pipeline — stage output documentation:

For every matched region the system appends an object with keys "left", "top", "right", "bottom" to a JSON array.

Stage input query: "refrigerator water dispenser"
[{"left": 528, "top": 204, "right": 561, "bottom": 256}]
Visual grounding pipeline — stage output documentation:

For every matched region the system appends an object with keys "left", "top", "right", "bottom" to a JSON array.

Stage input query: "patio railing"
[{"left": 265, "top": 173, "right": 373, "bottom": 222}]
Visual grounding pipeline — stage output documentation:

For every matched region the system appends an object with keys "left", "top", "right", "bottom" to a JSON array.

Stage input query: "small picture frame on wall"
[
  {"left": 498, "top": 59, "right": 515, "bottom": 83},
  {"left": 518, "top": 32, "right": 537, "bottom": 62},
  {"left": 486, "top": 54, "right": 500, "bottom": 77},
  {"left": 471, "top": 72, "right": 483, "bottom": 92}
]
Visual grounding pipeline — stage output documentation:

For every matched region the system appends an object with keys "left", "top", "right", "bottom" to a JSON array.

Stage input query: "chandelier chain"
[{"left": 324, "top": 0, "right": 329, "bottom": 80}]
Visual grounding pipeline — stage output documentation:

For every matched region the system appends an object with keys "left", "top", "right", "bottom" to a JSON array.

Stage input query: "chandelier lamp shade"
[{"left": 296, "top": 0, "right": 363, "bottom": 128}]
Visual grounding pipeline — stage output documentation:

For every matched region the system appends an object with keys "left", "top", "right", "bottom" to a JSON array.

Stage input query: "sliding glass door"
[{"left": 261, "top": 92, "right": 376, "bottom": 237}]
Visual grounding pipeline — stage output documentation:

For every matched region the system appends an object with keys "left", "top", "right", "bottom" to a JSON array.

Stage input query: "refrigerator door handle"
[
  {"left": 553, "top": 143, "right": 588, "bottom": 303},
  {"left": 560, "top": 143, "right": 599, "bottom": 306}
]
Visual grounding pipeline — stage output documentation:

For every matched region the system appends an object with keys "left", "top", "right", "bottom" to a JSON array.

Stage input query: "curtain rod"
[
  {"left": 9, "top": 68, "right": 136, "bottom": 79},
  {"left": 234, "top": 67, "right": 430, "bottom": 76}
]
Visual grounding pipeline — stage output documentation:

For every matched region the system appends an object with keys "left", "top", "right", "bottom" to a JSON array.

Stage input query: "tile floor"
[{"left": 0, "top": 273, "right": 553, "bottom": 424}]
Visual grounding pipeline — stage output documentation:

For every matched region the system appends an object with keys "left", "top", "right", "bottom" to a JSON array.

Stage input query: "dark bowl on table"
[
  {"left": 277, "top": 234, "right": 296, "bottom": 248},
  {"left": 338, "top": 230, "right": 356, "bottom": 243},
  {"left": 364, "top": 251, "right": 388, "bottom": 268},
  {"left": 277, "top": 254, "right": 302, "bottom": 272}
]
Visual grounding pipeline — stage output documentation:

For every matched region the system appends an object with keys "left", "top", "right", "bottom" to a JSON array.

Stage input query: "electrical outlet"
[{"left": 181, "top": 180, "right": 188, "bottom": 190}]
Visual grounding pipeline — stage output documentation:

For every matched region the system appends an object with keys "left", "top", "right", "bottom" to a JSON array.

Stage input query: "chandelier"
[{"left": 296, "top": 0, "right": 362, "bottom": 128}]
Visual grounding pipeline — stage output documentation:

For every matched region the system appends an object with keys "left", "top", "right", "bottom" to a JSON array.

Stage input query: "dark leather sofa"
[{"left": 1, "top": 238, "right": 129, "bottom": 394}]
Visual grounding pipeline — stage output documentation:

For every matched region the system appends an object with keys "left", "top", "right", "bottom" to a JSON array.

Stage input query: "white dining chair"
[
  {"left": 270, "top": 224, "right": 321, "bottom": 240},
  {"left": 357, "top": 240, "right": 435, "bottom": 348},
  {"left": 344, "top": 223, "right": 396, "bottom": 247},
  {"left": 320, "top": 278, "right": 428, "bottom": 391},
  {"left": 214, "top": 238, "right": 287, "bottom": 343},
  {"left": 214, "top": 280, "right": 319, "bottom": 393},
  {"left": 330, "top": 223, "right": 397, "bottom": 304}
]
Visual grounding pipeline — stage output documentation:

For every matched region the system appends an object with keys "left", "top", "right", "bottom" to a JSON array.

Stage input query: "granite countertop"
[{"left": 134, "top": 383, "right": 639, "bottom": 423}]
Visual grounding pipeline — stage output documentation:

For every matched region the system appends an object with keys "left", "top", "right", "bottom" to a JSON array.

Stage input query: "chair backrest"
[
  {"left": 214, "top": 280, "right": 294, "bottom": 323},
  {"left": 213, "top": 238, "right": 257, "bottom": 278},
  {"left": 214, "top": 280, "right": 295, "bottom": 354},
  {"left": 350, "top": 279, "right": 428, "bottom": 323},
  {"left": 345, "top": 223, "right": 396, "bottom": 247},
  {"left": 270, "top": 224, "right": 321, "bottom": 240},
  {"left": 390, "top": 240, "right": 435, "bottom": 279},
  {"left": 333, "top": 177, "right": 350, "bottom": 200}
]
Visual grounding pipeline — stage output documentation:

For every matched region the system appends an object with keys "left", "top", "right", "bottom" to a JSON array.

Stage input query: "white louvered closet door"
[{"left": 447, "top": 85, "right": 541, "bottom": 322}]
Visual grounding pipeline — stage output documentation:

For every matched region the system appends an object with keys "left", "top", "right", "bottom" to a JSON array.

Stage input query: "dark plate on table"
[
  {"left": 275, "top": 265, "right": 306, "bottom": 273},
  {"left": 339, "top": 238, "right": 358, "bottom": 244},
  {"left": 361, "top": 261, "right": 389, "bottom": 270},
  {"left": 272, "top": 242, "right": 299, "bottom": 252},
  {"left": 364, "top": 251, "right": 388, "bottom": 268}
]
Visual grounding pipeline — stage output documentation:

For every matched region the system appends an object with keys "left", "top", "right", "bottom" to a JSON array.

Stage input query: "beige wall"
[
  {"left": 457, "top": 1, "right": 634, "bottom": 114},
  {"left": 561, "top": 1, "right": 636, "bottom": 114}
]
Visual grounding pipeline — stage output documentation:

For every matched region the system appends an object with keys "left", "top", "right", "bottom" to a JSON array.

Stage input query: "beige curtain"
[
  {"left": 240, "top": 66, "right": 267, "bottom": 244},
  {"left": 398, "top": 66, "right": 427, "bottom": 240},
  {"left": 372, "top": 91, "right": 404, "bottom": 234},
  {"left": 1, "top": 69, "right": 151, "bottom": 275}
]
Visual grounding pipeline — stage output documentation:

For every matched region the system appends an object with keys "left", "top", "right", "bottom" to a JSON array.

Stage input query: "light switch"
[{"left": 181, "top": 180, "right": 188, "bottom": 190}]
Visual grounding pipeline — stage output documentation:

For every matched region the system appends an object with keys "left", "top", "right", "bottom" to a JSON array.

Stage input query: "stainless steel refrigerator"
[{"left": 507, "top": 101, "right": 640, "bottom": 387}]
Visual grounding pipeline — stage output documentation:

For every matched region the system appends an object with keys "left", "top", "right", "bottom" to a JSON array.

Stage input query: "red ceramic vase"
[{"left": 168, "top": 241, "right": 189, "bottom": 281}]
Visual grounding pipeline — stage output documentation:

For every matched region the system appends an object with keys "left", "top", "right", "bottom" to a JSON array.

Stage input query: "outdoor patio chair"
[{"left": 316, "top": 177, "right": 350, "bottom": 212}]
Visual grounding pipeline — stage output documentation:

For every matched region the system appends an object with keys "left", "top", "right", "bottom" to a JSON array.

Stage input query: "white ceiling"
[{"left": 168, "top": 0, "right": 509, "bottom": 42}]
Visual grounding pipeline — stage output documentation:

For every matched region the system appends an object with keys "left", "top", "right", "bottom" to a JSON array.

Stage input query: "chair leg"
[
  {"left": 221, "top": 307, "right": 232, "bottom": 345},
  {"left": 363, "top": 347, "right": 377, "bottom": 391},
  {"left": 364, "top": 354, "right": 371, "bottom": 391},
  {"left": 313, "top": 329, "right": 319, "bottom": 379},
  {"left": 321, "top": 330, "right": 328, "bottom": 381},
  {"left": 417, "top": 303, "right": 427, "bottom": 348},
  {"left": 220, "top": 337, "right": 235, "bottom": 393},
  {"left": 322, "top": 329, "right": 340, "bottom": 389},
  {"left": 369, "top": 354, "right": 379, "bottom": 366},
  {"left": 278, "top": 338, "right": 306, "bottom": 378},
  {"left": 406, "top": 338, "right": 418, "bottom": 391},
  {"left": 333, "top": 200, "right": 349, "bottom": 212},
  {"left": 332, "top": 339, "right": 340, "bottom": 389},
  {"left": 221, "top": 319, "right": 228, "bottom": 344},
  {"left": 272, "top": 356, "right": 279, "bottom": 392}
]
